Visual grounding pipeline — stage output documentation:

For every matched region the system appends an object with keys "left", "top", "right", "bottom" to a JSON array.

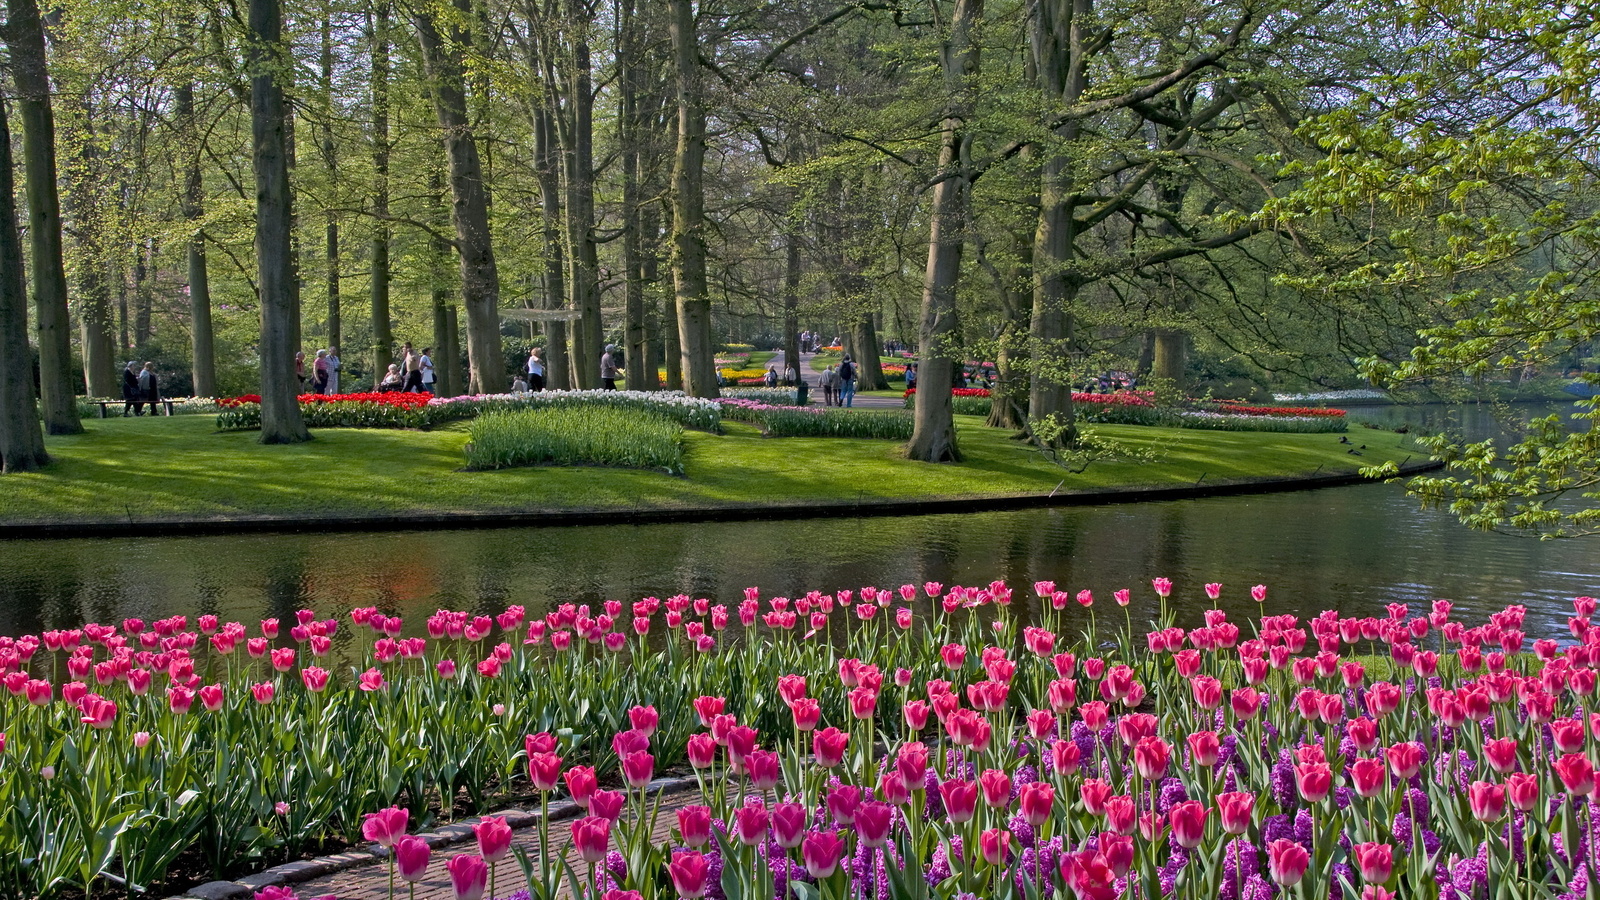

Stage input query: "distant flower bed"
[
  {"left": 464, "top": 406, "right": 685, "bottom": 474},
  {"left": 903, "top": 388, "right": 1160, "bottom": 421},
  {"left": 720, "top": 368, "right": 771, "bottom": 382},
  {"left": 1178, "top": 411, "right": 1348, "bottom": 433},
  {"left": 721, "top": 387, "right": 802, "bottom": 404},
  {"left": 217, "top": 391, "right": 721, "bottom": 433},
  {"left": 1209, "top": 402, "right": 1347, "bottom": 418},
  {"left": 720, "top": 399, "right": 913, "bottom": 439},
  {"left": 1272, "top": 388, "right": 1388, "bottom": 403}
]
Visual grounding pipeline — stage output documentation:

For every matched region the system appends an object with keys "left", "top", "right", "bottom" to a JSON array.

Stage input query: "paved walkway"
[
  {"left": 284, "top": 790, "right": 698, "bottom": 900},
  {"left": 770, "top": 349, "right": 905, "bottom": 409}
]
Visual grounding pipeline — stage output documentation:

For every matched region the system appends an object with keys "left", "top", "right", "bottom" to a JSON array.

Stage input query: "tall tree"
[
  {"left": 415, "top": 0, "right": 507, "bottom": 394},
  {"left": 907, "top": 0, "right": 983, "bottom": 463},
  {"left": 668, "top": 0, "right": 717, "bottom": 397},
  {"left": 0, "top": 96, "right": 48, "bottom": 472},
  {"left": 319, "top": 7, "right": 341, "bottom": 353},
  {"left": 8, "top": 0, "right": 81, "bottom": 434},
  {"left": 250, "top": 0, "right": 310, "bottom": 443},
  {"left": 175, "top": 15, "right": 216, "bottom": 397},
  {"left": 369, "top": 0, "right": 394, "bottom": 382}
]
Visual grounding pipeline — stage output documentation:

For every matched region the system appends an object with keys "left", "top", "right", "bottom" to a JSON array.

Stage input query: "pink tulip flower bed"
[{"left": 2, "top": 582, "right": 1598, "bottom": 900}]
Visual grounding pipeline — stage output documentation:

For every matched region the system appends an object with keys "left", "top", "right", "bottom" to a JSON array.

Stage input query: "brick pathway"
[{"left": 287, "top": 789, "right": 697, "bottom": 900}]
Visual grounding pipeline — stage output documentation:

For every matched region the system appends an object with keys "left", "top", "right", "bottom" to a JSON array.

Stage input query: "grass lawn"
[{"left": 0, "top": 414, "right": 1425, "bottom": 525}]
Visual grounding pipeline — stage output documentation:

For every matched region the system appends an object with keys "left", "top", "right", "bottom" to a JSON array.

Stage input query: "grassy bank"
[{"left": 0, "top": 415, "right": 1423, "bottom": 525}]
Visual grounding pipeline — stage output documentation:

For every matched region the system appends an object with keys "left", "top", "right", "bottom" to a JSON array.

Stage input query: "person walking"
[
  {"left": 137, "top": 362, "right": 159, "bottom": 415},
  {"left": 401, "top": 342, "right": 423, "bottom": 392},
  {"left": 600, "top": 345, "right": 619, "bottom": 390},
  {"left": 905, "top": 361, "right": 917, "bottom": 391},
  {"left": 838, "top": 354, "right": 857, "bottom": 407},
  {"left": 313, "top": 350, "right": 330, "bottom": 394},
  {"left": 764, "top": 365, "right": 778, "bottom": 387},
  {"left": 527, "top": 347, "right": 546, "bottom": 391},
  {"left": 121, "top": 360, "right": 140, "bottom": 416},
  {"left": 820, "top": 363, "right": 838, "bottom": 407},
  {"left": 294, "top": 350, "right": 306, "bottom": 391},
  {"left": 420, "top": 347, "right": 436, "bottom": 394},
  {"left": 325, "top": 347, "right": 342, "bottom": 395}
]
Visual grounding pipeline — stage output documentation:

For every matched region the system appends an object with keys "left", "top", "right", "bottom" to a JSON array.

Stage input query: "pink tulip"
[
  {"left": 590, "top": 790, "right": 625, "bottom": 822},
  {"left": 1507, "top": 772, "right": 1540, "bottom": 811},
  {"left": 940, "top": 779, "right": 979, "bottom": 824},
  {"left": 79, "top": 696, "right": 118, "bottom": 728},
  {"left": 772, "top": 802, "right": 807, "bottom": 849},
  {"left": 678, "top": 805, "right": 712, "bottom": 847},
  {"left": 733, "top": 803, "right": 769, "bottom": 846},
  {"left": 979, "top": 769, "right": 1012, "bottom": 808},
  {"left": 301, "top": 666, "right": 330, "bottom": 692},
  {"left": 813, "top": 727, "right": 849, "bottom": 768},
  {"left": 1018, "top": 781, "right": 1054, "bottom": 827},
  {"left": 395, "top": 836, "right": 431, "bottom": 882},
  {"left": 801, "top": 831, "right": 846, "bottom": 878},
  {"left": 1352, "top": 842, "right": 1393, "bottom": 883},
  {"left": 628, "top": 705, "right": 659, "bottom": 737},
  {"left": 362, "top": 807, "right": 409, "bottom": 848},
  {"left": 1557, "top": 753, "right": 1596, "bottom": 795},
  {"left": 1099, "top": 833, "right": 1134, "bottom": 877},
  {"left": 667, "top": 851, "right": 710, "bottom": 899},
  {"left": 1187, "top": 731, "right": 1220, "bottom": 767},
  {"left": 979, "top": 828, "right": 1011, "bottom": 865},
  {"left": 198, "top": 684, "right": 224, "bottom": 712},
  {"left": 571, "top": 816, "right": 610, "bottom": 863},
  {"left": 1104, "top": 796, "right": 1136, "bottom": 835},
  {"left": 446, "top": 854, "right": 488, "bottom": 900},
  {"left": 528, "top": 752, "right": 562, "bottom": 791},
  {"left": 251, "top": 682, "right": 275, "bottom": 705},
  {"left": 358, "top": 668, "right": 386, "bottom": 692},
  {"left": 1217, "top": 791, "right": 1254, "bottom": 835},
  {"left": 1350, "top": 758, "right": 1387, "bottom": 798},
  {"left": 746, "top": 749, "right": 780, "bottom": 791},
  {"left": 168, "top": 686, "right": 195, "bottom": 715},
  {"left": 1296, "top": 762, "right": 1332, "bottom": 803},
  {"left": 474, "top": 816, "right": 512, "bottom": 862},
  {"left": 790, "top": 697, "right": 822, "bottom": 731},
  {"left": 1169, "top": 800, "right": 1208, "bottom": 849},
  {"left": 565, "top": 766, "right": 598, "bottom": 807},
  {"left": 1385, "top": 742, "right": 1423, "bottom": 780},
  {"left": 621, "top": 751, "right": 654, "bottom": 789},
  {"left": 1468, "top": 781, "right": 1505, "bottom": 822},
  {"left": 1267, "top": 838, "right": 1309, "bottom": 886},
  {"left": 1133, "top": 736, "right": 1171, "bottom": 780}
]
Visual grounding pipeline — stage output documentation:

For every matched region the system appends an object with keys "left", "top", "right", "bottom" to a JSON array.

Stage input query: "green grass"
[{"left": 0, "top": 415, "right": 1425, "bottom": 524}]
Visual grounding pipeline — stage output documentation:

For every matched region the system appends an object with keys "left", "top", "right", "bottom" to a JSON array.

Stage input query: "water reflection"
[{"left": 1, "top": 401, "right": 1593, "bottom": 639}]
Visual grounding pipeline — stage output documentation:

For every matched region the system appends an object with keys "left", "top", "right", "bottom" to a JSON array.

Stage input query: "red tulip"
[
  {"left": 813, "top": 727, "right": 849, "bottom": 768},
  {"left": 1468, "top": 781, "right": 1506, "bottom": 822},
  {"left": 667, "top": 851, "right": 710, "bottom": 899},
  {"left": 979, "top": 769, "right": 1012, "bottom": 808},
  {"left": 474, "top": 816, "right": 512, "bottom": 862},
  {"left": 1266, "top": 838, "right": 1309, "bottom": 886},
  {"left": 979, "top": 828, "right": 1012, "bottom": 865},
  {"left": 772, "top": 802, "right": 807, "bottom": 849},
  {"left": 1169, "top": 800, "right": 1208, "bottom": 849},
  {"left": 394, "top": 835, "right": 431, "bottom": 882},
  {"left": 1507, "top": 772, "right": 1540, "bottom": 812},
  {"left": 571, "top": 816, "right": 610, "bottom": 863},
  {"left": 362, "top": 807, "right": 409, "bottom": 848},
  {"left": 1352, "top": 842, "right": 1393, "bottom": 883},
  {"left": 1556, "top": 753, "right": 1596, "bottom": 795},
  {"left": 1018, "top": 781, "right": 1055, "bottom": 827},
  {"left": 678, "top": 805, "right": 712, "bottom": 847},
  {"left": 801, "top": 830, "right": 846, "bottom": 878},
  {"left": 1217, "top": 791, "right": 1254, "bottom": 835},
  {"left": 940, "top": 779, "right": 979, "bottom": 823},
  {"left": 446, "top": 854, "right": 488, "bottom": 900}
]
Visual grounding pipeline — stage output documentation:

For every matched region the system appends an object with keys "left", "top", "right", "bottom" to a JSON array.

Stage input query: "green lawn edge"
[{"left": 0, "top": 415, "right": 1426, "bottom": 527}]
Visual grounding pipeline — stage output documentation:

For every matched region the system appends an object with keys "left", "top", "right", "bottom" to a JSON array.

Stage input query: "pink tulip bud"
[
  {"left": 274, "top": 801, "right": 290, "bottom": 815},
  {"left": 395, "top": 835, "right": 431, "bottom": 882},
  {"left": 801, "top": 831, "right": 846, "bottom": 879},
  {"left": 446, "top": 853, "right": 488, "bottom": 900},
  {"left": 133, "top": 731, "right": 152, "bottom": 749},
  {"left": 362, "top": 807, "right": 409, "bottom": 848},
  {"left": 1267, "top": 838, "right": 1309, "bottom": 886},
  {"left": 474, "top": 816, "right": 512, "bottom": 861},
  {"left": 571, "top": 816, "right": 610, "bottom": 863}
]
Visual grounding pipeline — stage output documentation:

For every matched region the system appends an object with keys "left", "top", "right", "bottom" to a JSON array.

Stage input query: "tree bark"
[
  {"left": 65, "top": 98, "right": 116, "bottom": 399},
  {"left": 908, "top": 0, "right": 983, "bottom": 463},
  {"left": 533, "top": 104, "right": 571, "bottom": 390},
  {"left": 320, "top": 12, "right": 340, "bottom": 353},
  {"left": 176, "top": 52, "right": 216, "bottom": 398},
  {"left": 8, "top": 0, "right": 81, "bottom": 434},
  {"left": 415, "top": 3, "right": 506, "bottom": 395},
  {"left": 552, "top": 0, "right": 602, "bottom": 389},
  {"left": 370, "top": 0, "right": 394, "bottom": 385},
  {"left": 250, "top": 0, "right": 310, "bottom": 443},
  {"left": 783, "top": 227, "right": 801, "bottom": 391},
  {"left": 619, "top": 0, "right": 651, "bottom": 391},
  {"left": 0, "top": 96, "right": 48, "bottom": 472},
  {"left": 668, "top": 0, "right": 717, "bottom": 398},
  {"left": 852, "top": 314, "right": 887, "bottom": 389}
]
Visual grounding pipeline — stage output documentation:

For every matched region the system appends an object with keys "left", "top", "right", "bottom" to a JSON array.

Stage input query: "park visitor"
[
  {"left": 313, "top": 350, "right": 330, "bottom": 394},
  {"left": 764, "top": 365, "right": 778, "bottom": 387},
  {"left": 527, "top": 347, "right": 546, "bottom": 391},
  {"left": 401, "top": 343, "right": 423, "bottom": 392},
  {"left": 838, "top": 355, "right": 857, "bottom": 407},
  {"left": 379, "top": 364, "right": 404, "bottom": 391},
  {"left": 601, "top": 345, "right": 619, "bottom": 390},
  {"left": 325, "top": 347, "right": 342, "bottom": 395},
  {"left": 121, "top": 360, "right": 140, "bottom": 416},
  {"left": 820, "top": 364, "right": 838, "bottom": 406},
  {"left": 137, "top": 362, "right": 159, "bottom": 414},
  {"left": 420, "top": 348, "right": 436, "bottom": 394},
  {"left": 294, "top": 350, "right": 306, "bottom": 389}
]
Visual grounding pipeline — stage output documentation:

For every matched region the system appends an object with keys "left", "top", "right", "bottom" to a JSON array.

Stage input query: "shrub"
[
  {"left": 464, "top": 406, "right": 685, "bottom": 473},
  {"left": 720, "top": 399, "right": 913, "bottom": 439}
]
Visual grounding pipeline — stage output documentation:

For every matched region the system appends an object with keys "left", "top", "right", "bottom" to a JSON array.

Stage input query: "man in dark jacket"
[{"left": 121, "top": 361, "right": 140, "bottom": 416}]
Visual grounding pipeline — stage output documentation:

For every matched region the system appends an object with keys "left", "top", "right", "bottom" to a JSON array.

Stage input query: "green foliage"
[
  {"left": 465, "top": 407, "right": 685, "bottom": 474},
  {"left": 719, "top": 401, "right": 914, "bottom": 440}
]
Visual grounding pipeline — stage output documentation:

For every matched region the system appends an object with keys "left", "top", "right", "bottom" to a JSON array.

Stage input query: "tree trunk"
[
  {"left": 0, "top": 97, "right": 48, "bottom": 472},
  {"left": 8, "top": 0, "right": 80, "bottom": 434},
  {"left": 554, "top": 0, "right": 602, "bottom": 389},
  {"left": 177, "top": 67, "right": 216, "bottom": 397},
  {"left": 533, "top": 105, "right": 571, "bottom": 390},
  {"left": 1152, "top": 328, "right": 1186, "bottom": 384},
  {"left": 908, "top": 0, "right": 983, "bottom": 463},
  {"left": 370, "top": 0, "right": 393, "bottom": 385},
  {"left": 620, "top": 0, "right": 651, "bottom": 391},
  {"left": 783, "top": 227, "right": 801, "bottom": 390},
  {"left": 853, "top": 314, "right": 888, "bottom": 389},
  {"left": 250, "top": 0, "right": 310, "bottom": 443},
  {"left": 415, "top": 3, "right": 506, "bottom": 395},
  {"left": 668, "top": 0, "right": 717, "bottom": 398},
  {"left": 320, "top": 13, "right": 340, "bottom": 353},
  {"left": 432, "top": 286, "right": 455, "bottom": 396},
  {"left": 1026, "top": 0, "right": 1091, "bottom": 448}
]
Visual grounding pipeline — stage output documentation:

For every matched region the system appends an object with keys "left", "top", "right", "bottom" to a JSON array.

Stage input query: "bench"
[{"left": 98, "top": 399, "right": 177, "bottom": 417}]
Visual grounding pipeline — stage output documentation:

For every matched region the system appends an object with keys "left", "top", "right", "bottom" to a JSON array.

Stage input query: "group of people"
[
  {"left": 511, "top": 343, "right": 624, "bottom": 393},
  {"left": 798, "top": 331, "right": 842, "bottom": 354},
  {"left": 293, "top": 348, "right": 345, "bottom": 395},
  {"left": 375, "top": 343, "right": 437, "bottom": 393},
  {"left": 817, "top": 355, "right": 859, "bottom": 407},
  {"left": 120, "top": 360, "right": 161, "bottom": 416}
]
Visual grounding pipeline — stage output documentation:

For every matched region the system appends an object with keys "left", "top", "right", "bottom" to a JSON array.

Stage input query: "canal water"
[{"left": 1, "top": 402, "right": 1594, "bottom": 638}]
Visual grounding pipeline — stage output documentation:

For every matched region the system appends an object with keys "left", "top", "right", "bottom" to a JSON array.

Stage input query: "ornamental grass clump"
[
  {"left": 720, "top": 399, "right": 913, "bottom": 439},
  {"left": 464, "top": 406, "right": 686, "bottom": 474}
]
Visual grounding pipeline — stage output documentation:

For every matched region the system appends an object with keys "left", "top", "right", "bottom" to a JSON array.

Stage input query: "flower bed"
[
  {"left": 721, "top": 387, "right": 802, "bottom": 405},
  {"left": 464, "top": 407, "right": 686, "bottom": 474},
  {"left": 216, "top": 391, "right": 722, "bottom": 433},
  {"left": 720, "top": 399, "right": 914, "bottom": 439},
  {"left": 903, "top": 388, "right": 1162, "bottom": 422},
  {"left": 3, "top": 582, "right": 1597, "bottom": 900},
  {"left": 1207, "top": 402, "right": 1347, "bottom": 419},
  {"left": 1178, "top": 411, "right": 1348, "bottom": 434}
]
